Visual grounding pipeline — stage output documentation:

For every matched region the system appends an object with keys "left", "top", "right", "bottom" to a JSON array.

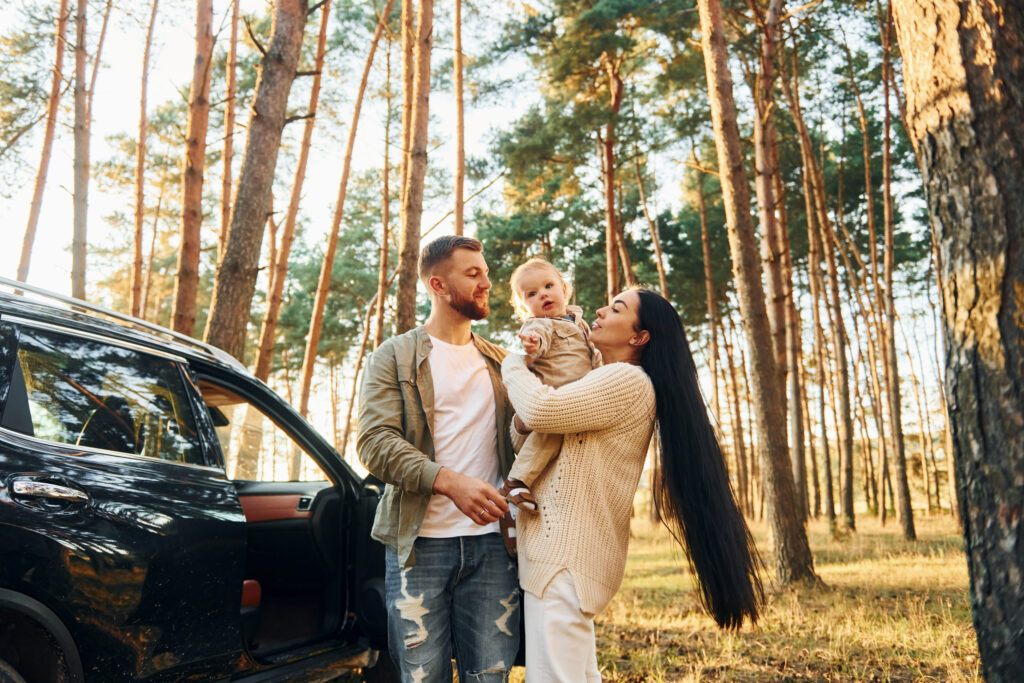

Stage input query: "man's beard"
[{"left": 449, "top": 288, "right": 489, "bottom": 320}]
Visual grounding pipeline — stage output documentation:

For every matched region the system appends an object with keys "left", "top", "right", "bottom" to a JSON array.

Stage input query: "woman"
[{"left": 501, "top": 288, "right": 763, "bottom": 681}]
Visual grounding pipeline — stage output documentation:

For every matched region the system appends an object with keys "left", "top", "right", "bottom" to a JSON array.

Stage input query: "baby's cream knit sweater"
[{"left": 501, "top": 354, "right": 656, "bottom": 615}]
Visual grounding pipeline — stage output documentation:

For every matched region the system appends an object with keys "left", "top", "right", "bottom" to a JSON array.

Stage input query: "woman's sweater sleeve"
[{"left": 501, "top": 353, "right": 653, "bottom": 434}]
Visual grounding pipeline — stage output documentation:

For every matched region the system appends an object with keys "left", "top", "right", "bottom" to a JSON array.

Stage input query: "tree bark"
[
  {"left": 750, "top": 0, "right": 787, "bottom": 395},
  {"left": 375, "top": 39, "right": 395, "bottom": 349},
  {"left": 453, "top": 0, "right": 465, "bottom": 235},
  {"left": 205, "top": 0, "right": 309, "bottom": 360},
  {"left": 723, "top": 315, "right": 749, "bottom": 516},
  {"left": 879, "top": 2, "right": 917, "bottom": 541},
  {"left": 71, "top": 0, "right": 88, "bottom": 299},
  {"left": 891, "top": 2, "right": 1024, "bottom": 676},
  {"left": 19, "top": 0, "right": 69, "bottom": 284},
  {"left": 395, "top": 0, "right": 433, "bottom": 334},
  {"left": 220, "top": 0, "right": 239, "bottom": 263},
  {"left": 172, "top": 0, "right": 214, "bottom": 335},
  {"left": 696, "top": 166, "right": 721, "bottom": 419},
  {"left": 699, "top": 0, "right": 813, "bottom": 584},
  {"left": 297, "top": 0, "right": 392, "bottom": 416},
  {"left": 131, "top": 0, "right": 159, "bottom": 317},
  {"left": 253, "top": 0, "right": 333, "bottom": 383}
]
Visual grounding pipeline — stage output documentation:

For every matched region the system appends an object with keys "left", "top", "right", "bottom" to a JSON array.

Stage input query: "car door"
[
  {"left": 0, "top": 320, "right": 247, "bottom": 681},
  {"left": 188, "top": 364, "right": 363, "bottom": 656}
]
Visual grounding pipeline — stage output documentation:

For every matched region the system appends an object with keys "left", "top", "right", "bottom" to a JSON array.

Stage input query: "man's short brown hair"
[{"left": 418, "top": 235, "right": 483, "bottom": 282}]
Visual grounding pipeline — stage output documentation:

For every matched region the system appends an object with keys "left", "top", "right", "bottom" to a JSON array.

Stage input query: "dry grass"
[
  {"left": 587, "top": 513, "right": 980, "bottom": 682},
  {"left": 353, "top": 512, "right": 979, "bottom": 682}
]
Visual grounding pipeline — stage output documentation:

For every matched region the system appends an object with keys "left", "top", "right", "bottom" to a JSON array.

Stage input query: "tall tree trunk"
[
  {"left": 71, "top": 0, "right": 88, "bottom": 299},
  {"left": 696, "top": 166, "right": 721, "bottom": 419},
  {"left": 800, "top": 352, "right": 821, "bottom": 518},
  {"left": 635, "top": 158, "right": 668, "bottom": 298},
  {"left": 807, "top": 193, "right": 835, "bottom": 528},
  {"left": 750, "top": 0, "right": 787, "bottom": 394},
  {"left": 253, "top": 0, "right": 333, "bottom": 383},
  {"left": 172, "top": 0, "right": 214, "bottom": 335},
  {"left": 892, "top": 2, "right": 1024, "bottom": 676},
  {"left": 19, "top": 0, "right": 69, "bottom": 283},
  {"left": 782, "top": 41, "right": 854, "bottom": 531},
  {"left": 375, "top": 39, "right": 395, "bottom": 349},
  {"left": 297, "top": 1, "right": 392, "bottom": 416},
  {"left": 395, "top": 0, "right": 433, "bottom": 334},
  {"left": 131, "top": 0, "right": 159, "bottom": 317},
  {"left": 697, "top": 0, "right": 814, "bottom": 583},
  {"left": 340, "top": 294, "right": 379, "bottom": 461},
  {"left": 879, "top": 1, "right": 916, "bottom": 540},
  {"left": 723, "top": 315, "right": 749, "bottom": 516},
  {"left": 140, "top": 189, "right": 162, "bottom": 321},
  {"left": 204, "top": 0, "right": 310, "bottom": 360},
  {"left": 453, "top": 0, "right": 465, "bottom": 236},
  {"left": 220, "top": 0, "right": 239, "bottom": 262}
]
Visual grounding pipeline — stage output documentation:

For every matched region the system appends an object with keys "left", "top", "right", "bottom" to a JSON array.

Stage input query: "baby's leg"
[{"left": 504, "top": 432, "right": 564, "bottom": 513}]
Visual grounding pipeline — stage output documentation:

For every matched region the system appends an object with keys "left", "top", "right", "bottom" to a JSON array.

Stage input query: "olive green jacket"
[{"left": 356, "top": 326, "right": 515, "bottom": 566}]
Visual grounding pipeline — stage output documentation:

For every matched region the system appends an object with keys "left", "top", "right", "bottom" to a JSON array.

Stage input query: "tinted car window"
[
  {"left": 198, "top": 381, "right": 328, "bottom": 482},
  {"left": 9, "top": 325, "right": 204, "bottom": 465}
]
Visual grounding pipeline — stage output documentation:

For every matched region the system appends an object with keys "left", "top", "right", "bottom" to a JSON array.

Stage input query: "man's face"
[{"left": 435, "top": 248, "right": 491, "bottom": 320}]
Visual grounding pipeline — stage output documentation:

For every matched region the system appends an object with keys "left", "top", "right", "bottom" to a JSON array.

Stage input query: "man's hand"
[
  {"left": 519, "top": 333, "right": 540, "bottom": 366},
  {"left": 433, "top": 467, "right": 509, "bottom": 525}
]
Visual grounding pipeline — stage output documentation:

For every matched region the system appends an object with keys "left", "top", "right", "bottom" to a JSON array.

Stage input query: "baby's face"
[{"left": 517, "top": 268, "right": 568, "bottom": 318}]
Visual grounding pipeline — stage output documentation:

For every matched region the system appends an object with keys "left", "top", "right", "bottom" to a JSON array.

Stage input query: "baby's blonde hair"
[{"left": 509, "top": 257, "right": 573, "bottom": 321}]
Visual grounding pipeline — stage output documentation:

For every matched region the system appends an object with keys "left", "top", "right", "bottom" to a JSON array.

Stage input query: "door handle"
[{"left": 11, "top": 478, "right": 89, "bottom": 503}]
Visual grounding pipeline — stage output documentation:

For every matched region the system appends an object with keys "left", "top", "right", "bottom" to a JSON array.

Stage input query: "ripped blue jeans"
[{"left": 384, "top": 533, "right": 521, "bottom": 682}]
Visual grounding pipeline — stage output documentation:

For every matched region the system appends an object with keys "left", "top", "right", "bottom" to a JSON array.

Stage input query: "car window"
[
  {"left": 198, "top": 381, "right": 328, "bottom": 482},
  {"left": 9, "top": 325, "right": 205, "bottom": 466}
]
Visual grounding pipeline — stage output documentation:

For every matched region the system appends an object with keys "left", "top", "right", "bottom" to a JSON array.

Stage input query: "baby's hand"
[{"left": 518, "top": 333, "right": 540, "bottom": 364}]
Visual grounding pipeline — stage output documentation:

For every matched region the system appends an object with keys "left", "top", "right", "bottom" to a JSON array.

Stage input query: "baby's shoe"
[
  {"left": 499, "top": 507, "right": 517, "bottom": 558},
  {"left": 500, "top": 478, "right": 538, "bottom": 513}
]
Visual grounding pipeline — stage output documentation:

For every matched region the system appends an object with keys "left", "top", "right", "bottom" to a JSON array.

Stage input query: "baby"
[{"left": 500, "top": 258, "right": 599, "bottom": 524}]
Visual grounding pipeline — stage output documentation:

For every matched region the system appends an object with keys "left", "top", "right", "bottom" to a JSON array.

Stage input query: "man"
[{"left": 357, "top": 235, "right": 520, "bottom": 682}]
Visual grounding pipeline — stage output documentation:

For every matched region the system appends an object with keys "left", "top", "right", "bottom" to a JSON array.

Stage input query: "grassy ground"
[
  {"left": 352, "top": 512, "right": 979, "bottom": 681},
  {"left": 584, "top": 513, "right": 980, "bottom": 682}
]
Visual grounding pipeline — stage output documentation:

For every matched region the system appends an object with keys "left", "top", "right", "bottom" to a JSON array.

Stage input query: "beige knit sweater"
[{"left": 501, "top": 354, "right": 656, "bottom": 615}]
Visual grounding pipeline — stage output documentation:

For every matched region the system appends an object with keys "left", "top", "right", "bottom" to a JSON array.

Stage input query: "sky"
[{"left": 1, "top": 0, "right": 551, "bottom": 298}]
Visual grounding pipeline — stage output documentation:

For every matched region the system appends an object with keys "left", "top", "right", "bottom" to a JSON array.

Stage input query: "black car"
[{"left": 0, "top": 277, "right": 391, "bottom": 682}]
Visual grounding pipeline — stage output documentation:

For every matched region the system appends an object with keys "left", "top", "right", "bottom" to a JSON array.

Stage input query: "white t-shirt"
[{"left": 418, "top": 334, "right": 502, "bottom": 538}]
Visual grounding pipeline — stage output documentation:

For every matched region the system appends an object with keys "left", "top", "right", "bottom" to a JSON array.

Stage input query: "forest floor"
[
  {"left": 584, "top": 512, "right": 980, "bottom": 682},
  {"left": 349, "top": 510, "right": 979, "bottom": 682}
]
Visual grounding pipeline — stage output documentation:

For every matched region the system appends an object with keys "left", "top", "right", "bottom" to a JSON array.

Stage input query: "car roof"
[{"left": 0, "top": 276, "right": 248, "bottom": 374}]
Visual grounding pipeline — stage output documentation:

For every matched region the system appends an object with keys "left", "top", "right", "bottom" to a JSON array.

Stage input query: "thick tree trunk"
[
  {"left": 172, "top": 0, "right": 214, "bottom": 335},
  {"left": 395, "top": 0, "right": 433, "bottom": 334},
  {"left": 205, "top": 0, "right": 309, "bottom": 360},
  {"left": 698, "top": 0, "right": 814, "bottom": 582},
  {"left": 220, "top": 0, "right": 239, "bottom": 262},
  {"left": 253, "top": 0, "right": 333, "bottom": 383},
  {"left": 880, "top": 2, "right": 916, "bottom": 540},
  {"left": 19, "top": 0, "right": 69, "bottom": 284},
  {"left": 131, "top": 0, "right": 159, "bottom": 317},
  {"left": 71, "top": 0, "right": 88, "bottom": 299},
  {"left": 751, "top": 0, "right": 787, "bottom": 394},
  {"left": 453, "top": 0, "right": 465, "bottom": 236},
  {"left": 297, "top": 0, "right": 392, "bottom": 416},
  {"left": 892, "top": 2, "right": 1024, "bottom": 676}
]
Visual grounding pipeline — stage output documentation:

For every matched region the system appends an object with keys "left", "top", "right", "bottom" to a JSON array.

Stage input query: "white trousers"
[{"left": 524, "top": 569, "right": 602, "bottom": 682}]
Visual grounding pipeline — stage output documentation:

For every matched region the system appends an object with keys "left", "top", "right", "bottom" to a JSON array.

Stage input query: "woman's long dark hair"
[{"left": 635, "top": 289, "right": 764, "bottom": 629}]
